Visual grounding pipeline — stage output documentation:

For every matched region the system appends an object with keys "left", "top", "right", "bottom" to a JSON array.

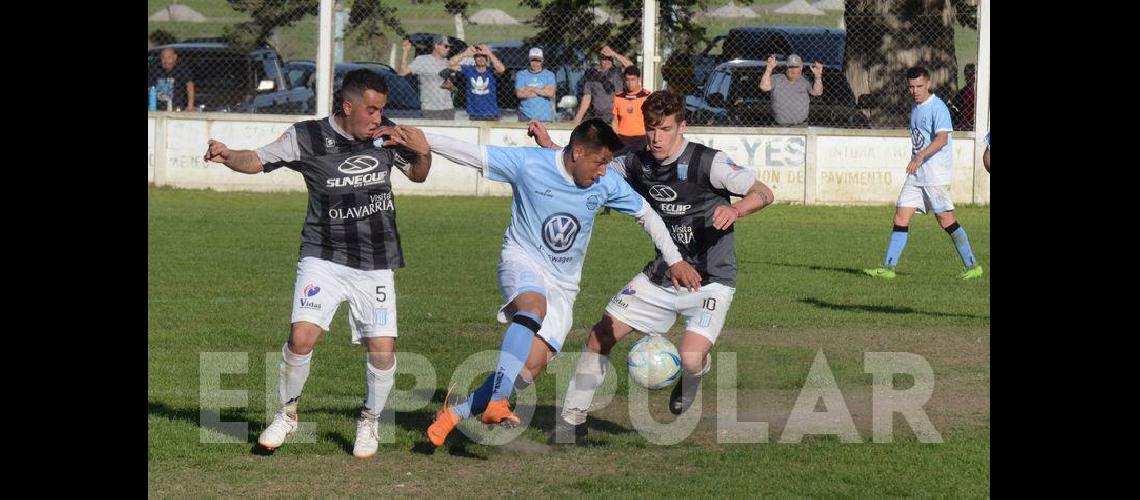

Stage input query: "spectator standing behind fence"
[
  {"left": 148, "top": 48, "right": 195, "bottom": 112},
  {"left": 613, "top": 65, "right": 651, "bottom": 151},
  {"left": 574, "top": 46, "right": 633, "bottom": 124},
  {"left": 951, "top": 63, "right": 976, "bottom": 130},
  {"left": 400, "top": 35, "right": 455, "bottom": 120},
  {"left": 515, "top": 48, "right": 557, "bottom": 123},
  {"left": 759, "top": 54, "right": 822, "bottom": 126},
  {"left": 451, "top": 44, "right": 505, "bottom": 121}
]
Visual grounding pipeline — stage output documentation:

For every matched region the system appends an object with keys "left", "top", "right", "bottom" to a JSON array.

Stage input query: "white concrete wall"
[{"left": 148, "top": 113, "right": 989, "bottom": 204}]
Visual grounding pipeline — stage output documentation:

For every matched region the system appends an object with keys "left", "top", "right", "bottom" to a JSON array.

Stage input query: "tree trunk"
[{"left": 845, "top": 0, "right": 958, "bottom": 128}]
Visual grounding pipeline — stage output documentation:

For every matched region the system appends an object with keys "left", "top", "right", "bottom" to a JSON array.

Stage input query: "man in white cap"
[
  {"left": 400, "top": 34, "right": 456, "bottom": 119},
  {"left": 759, "top": 53, "right": 823, "bottom": 126},
  {"left": 515, "top": 47, "right": 557, "bottom": 122}
]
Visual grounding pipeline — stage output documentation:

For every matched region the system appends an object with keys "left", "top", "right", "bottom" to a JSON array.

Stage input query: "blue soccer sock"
[
  {"left": 944, "top": 222, "right": 977, "bottom": 268},
  {"left": 884, "top": 225, "right": 909, "bottom": 268},
  {"left": 451, "top": 374, "right": 495, "bottom": 419},
  {"left": 490, "top": 312, "right": 543, "bottom": 402}
]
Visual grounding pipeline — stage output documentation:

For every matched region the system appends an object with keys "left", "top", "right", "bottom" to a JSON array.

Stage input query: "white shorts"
[
  {"left": 291, "top": 256, "right": 398, "bottom": 344},
  {"left": 897, "top": 181, "right": 954, "bottom": 215},
  {"left": 604, "top": 273, "right": 736, "bottom": 344},
  {"left": 496, "top": 251, "right": 575, "bottom": 353}
]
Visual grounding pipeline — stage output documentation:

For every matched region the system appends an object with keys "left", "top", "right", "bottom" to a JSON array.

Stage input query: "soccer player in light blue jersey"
[
  {"left": 377, "top": 120, "right": 702, "bottom": 446},
  {"left": 864, "top": 66, "right": 983, "bottom": 281}
]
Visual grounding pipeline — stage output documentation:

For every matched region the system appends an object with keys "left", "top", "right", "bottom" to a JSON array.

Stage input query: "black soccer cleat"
[{"left": 669, "top": 379, "right": 694, "bottom": 415}]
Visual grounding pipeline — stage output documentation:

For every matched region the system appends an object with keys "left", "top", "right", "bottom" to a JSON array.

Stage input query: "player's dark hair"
[{"left": 569, "top": 118, "right": 625, "bottom": 153}]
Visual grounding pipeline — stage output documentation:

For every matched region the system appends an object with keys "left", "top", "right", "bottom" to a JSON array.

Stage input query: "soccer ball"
[{"left": 627, "top": 335, "right": 682, "bottom": 390}]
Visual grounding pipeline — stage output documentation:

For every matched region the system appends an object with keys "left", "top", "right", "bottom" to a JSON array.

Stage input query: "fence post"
[
  {"left": 972, "top": 0, "right": 990, "bottom": 204},
  {"left": 641, "top": 0, "right": 658, "bottom": 90},
  {"left": 316, "top": 0, "right": 335, "bottom": 118}
]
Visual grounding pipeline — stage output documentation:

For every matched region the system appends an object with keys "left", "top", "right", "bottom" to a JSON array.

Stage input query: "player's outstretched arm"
[
  {"left": 397, "top": 128, "right": 487, "bottom": 172},
  {"left": 203, "top": 139, "right": 264, "bottom": 174}
]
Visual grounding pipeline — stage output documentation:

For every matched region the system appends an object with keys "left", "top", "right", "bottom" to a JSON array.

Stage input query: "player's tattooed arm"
[
  {"left": 713, "top": 180, "right": 773, "bottom": 229},
  {"left": 204, "top": 140, "right": 264, "bottom": 174}
]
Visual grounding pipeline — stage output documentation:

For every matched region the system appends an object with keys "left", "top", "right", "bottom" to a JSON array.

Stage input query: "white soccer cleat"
[
  {"left": 258, "top": 409, "right": 299, "bottom": 450},
  {"left": 353, "top": 414, "right": 380, "bottom": 458}
]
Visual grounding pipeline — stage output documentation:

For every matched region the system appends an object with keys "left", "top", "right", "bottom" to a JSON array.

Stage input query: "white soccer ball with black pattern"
[{"left": 627, "top": 335, "right": 682, "bottom": 390}]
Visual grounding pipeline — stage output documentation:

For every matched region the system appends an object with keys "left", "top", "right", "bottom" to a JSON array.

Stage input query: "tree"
[
  {"left": 223, "top": 0, "right": 473, "bottom": 58},
  {"left": 844, "top": 0, "right": 975, "bottom": 127},
  {"left": 224, "top": 0, "right": 320, "bottom": 48}
]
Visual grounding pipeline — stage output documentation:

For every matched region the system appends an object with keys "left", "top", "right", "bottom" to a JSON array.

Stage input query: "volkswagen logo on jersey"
[
  {"left": 542, "top": 213, "right": 580, "bottom": 254},
  {"left": 338, "top": 155, "right": 380, "bottom": 174},
  {"left": 649, "top": 185, "right": 678, "bottom": 202},
  {"left": 910, "top": 128, "right": 924, "bottom": 154}
]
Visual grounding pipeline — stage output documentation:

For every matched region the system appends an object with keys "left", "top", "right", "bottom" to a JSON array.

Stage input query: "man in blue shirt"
[
  {"left": 515, "top": 47, "right": 557, "bottom": 123},
  {"left": 451, "top": 44, "right": 505, "bottom": 120},
  {"left": 865, "top": 66, "right": 983, "bottom": 280},
  {"left": 375, "top": 119, "right": 702, "bottom": 446}
]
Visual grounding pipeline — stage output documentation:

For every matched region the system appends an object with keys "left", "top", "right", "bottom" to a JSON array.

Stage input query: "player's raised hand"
[
  {"left": 669, "top": 261, "right": 702, "bottom": 292},
  {"left": 204, "top": 139, "right": 232, "bottom": 163},
  {"left": 767, "top": 54, "right": 777, "bottom": 68},
  {"left": 527, "top": 120, "right": 556, "bottom": 148},
  {"left": 376, "top": 125, "right": 429, "bottom": 156},
  {"left": 712, "top": 205, "right": 741, "bottom": 230}
]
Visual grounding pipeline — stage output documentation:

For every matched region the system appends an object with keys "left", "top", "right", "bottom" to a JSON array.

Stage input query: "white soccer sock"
[
  {"left": 363, "top": 358, "right": 396, "bottom": 418},
  {"left": 562, "top": 351, "right": 609, "bottom": 425},
  {"left": 279, "top": 344, "right": 312, "bottom": 414}
]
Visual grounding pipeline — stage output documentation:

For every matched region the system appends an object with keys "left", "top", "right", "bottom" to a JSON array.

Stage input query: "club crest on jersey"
[
  {"left": 337, "top": 155, "right": 379, "bottom": 174},
  {"left": 586, "top": 194, "right": 601, "bottom": 211},
  {"left": 677, "top": 163, "right": 689, "bottom": 181},
  {"left": 649, "top": 185, "right": 678, "bottom": 203},
  {"left": 542, "top": 213, "right": 580, "bottom": 254},
  {"left": 303, "top": 283, "right": 321, "bottom": 297},
  {"left": 325, "top": 137, "right": 336, "bottom": 147}
]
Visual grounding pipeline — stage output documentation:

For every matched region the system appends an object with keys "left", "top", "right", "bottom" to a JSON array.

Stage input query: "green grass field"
[{"left": 148, "top": 186, "right": 989, "bottom": 495}]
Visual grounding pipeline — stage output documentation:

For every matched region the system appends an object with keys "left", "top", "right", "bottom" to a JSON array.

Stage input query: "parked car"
[
  {"left": 283, "top": 60, "right": 422, "bottom": 118},
  {"left": 148, "top": 40, "right": 313, "bottom": 114},
  {"left": 664, "top": 25, "right": 847, "bottom": 94},
  {"left": 684, "top": 59, "right": 868, "bottom": 128}
]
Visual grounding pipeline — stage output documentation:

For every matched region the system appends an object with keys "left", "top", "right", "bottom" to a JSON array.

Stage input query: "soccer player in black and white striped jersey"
[{"left": 204, "top": 69, "right": 431, "bottom": 458}]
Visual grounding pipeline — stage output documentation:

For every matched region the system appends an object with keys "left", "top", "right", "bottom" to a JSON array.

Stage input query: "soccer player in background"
[{"left": 864, "top": 66, "right": 983, "bottom": 280}]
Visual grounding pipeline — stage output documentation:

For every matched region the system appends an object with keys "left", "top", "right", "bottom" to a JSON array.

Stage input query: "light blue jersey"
[
  {"left": 485, "top": 146, "right": 647, "bottom": 291},
  {"left": 515, "top": 69, "right": 556, "bottom": 122},
  {"left": 909, "top": 94, "right": 954, "bottom": 186}
]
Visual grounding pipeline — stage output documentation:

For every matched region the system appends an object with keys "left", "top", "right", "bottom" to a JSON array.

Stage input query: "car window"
[
  {"left": 285, "top": 67, "right": 311, "bottom": 90},
  {"left": 707, "top": 70, "right": 729, "bottom": 99}
]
